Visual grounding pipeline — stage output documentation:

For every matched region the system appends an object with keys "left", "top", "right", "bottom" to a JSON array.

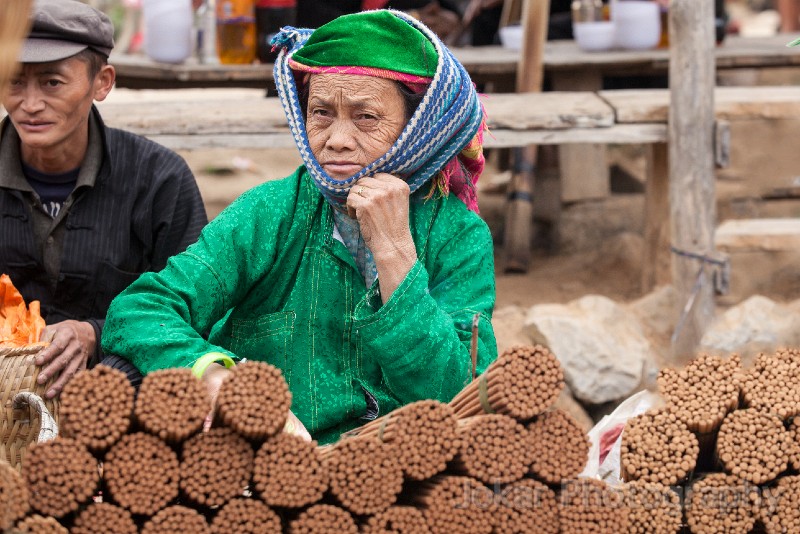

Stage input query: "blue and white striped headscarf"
[{"left": 271, "top": 10, "right": 485, "bottom": 211}]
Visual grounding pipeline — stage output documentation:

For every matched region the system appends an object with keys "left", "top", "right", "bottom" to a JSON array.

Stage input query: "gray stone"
[
  {"left": 700, "top": 295, "right": 800, "bottom": 366},
  {"left": 524, "top": 295, "right": 653, "bottom": 405},
  {"left": 491, "top": 305, "right": 533, "bottom": 356},
  {"left": 627, "top": 285, "right": 677, "bottom": 372}
]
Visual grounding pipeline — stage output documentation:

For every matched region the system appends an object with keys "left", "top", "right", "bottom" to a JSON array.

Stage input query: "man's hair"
[{"left": 72, "top": 48, "right": 108, "bottom": 79}]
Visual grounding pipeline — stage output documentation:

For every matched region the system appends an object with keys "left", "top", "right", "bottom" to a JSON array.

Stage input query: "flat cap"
[{"left": 20, "top": 0, "right": 115, "bottom": 63}]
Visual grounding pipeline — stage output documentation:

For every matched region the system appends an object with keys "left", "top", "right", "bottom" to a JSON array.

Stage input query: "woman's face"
[{"left": 306, "top": 73, "right": 407, "bottom": 181}]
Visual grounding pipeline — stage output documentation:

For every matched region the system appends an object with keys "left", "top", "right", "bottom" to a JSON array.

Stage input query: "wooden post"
[
  {"left": 0, "top": 0, "right": 32, "bottom": 102},
  {"left": 668, "top": 0, "right": 717, "bottom": 360},
  {"left": 641, "top": 142, "right": 670, "bottom": 292},
  {"left": 503, "top": 0, "right": 550, "bottom": 272}
]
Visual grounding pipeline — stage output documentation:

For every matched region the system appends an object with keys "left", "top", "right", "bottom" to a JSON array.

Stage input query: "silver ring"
[{"left": 357, "top": 186, "right": 366, "bottom": 197}]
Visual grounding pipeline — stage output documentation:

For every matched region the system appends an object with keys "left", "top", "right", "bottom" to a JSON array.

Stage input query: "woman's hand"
[
  {"left": 346, "top": 173, "right": 417, "bottom": 302},
  {"left": 201, "top": 362, "right": 231, "bottom": 431},
  {"left": 201, "top": 363, "right": 312, "bottom": 441},
  {"left": 284, "top": 410, "right": 312, "bottom": 441}
]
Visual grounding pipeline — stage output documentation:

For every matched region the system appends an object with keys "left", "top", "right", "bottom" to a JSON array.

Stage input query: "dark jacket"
[{"left": 0, "top": 106, "right": 207, "bottom": 363}]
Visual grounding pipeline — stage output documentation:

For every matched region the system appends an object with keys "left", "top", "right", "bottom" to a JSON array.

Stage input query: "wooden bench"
[
  {"left": 95, "top": 88, "right": 670, "bottom": 150},
  {"left": 92, "top": 85, "right": 800, "bottom": 292},
  {"left": 717, "top": 219, "right": 800, "bottom": 252},
  {"left": 96, "top": 86, "right": 800, "bottom": 149},
  {"left": 715, "top": 219, "right": 800, "bottom": 303}
]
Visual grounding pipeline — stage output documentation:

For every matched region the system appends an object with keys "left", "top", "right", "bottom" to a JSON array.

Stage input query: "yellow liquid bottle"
[
  {"left": 217, "top": 0, "right": 256, "bottom": 64},
  {"left": 658, "top": 6, "right": 669, "bottom": 48}
]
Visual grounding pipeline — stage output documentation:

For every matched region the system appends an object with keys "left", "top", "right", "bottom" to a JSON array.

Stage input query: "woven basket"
[{"left": 0, "top": 345, "right": 60, "bottom": 471}]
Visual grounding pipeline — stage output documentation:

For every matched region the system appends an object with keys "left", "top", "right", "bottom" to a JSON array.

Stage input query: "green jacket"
[{"left": 102, "top": 167, "right": 497, "bottom": 443}]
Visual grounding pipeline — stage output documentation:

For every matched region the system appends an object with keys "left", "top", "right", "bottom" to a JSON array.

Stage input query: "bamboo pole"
[
  {"left": 0, "top": 0, "right": 32, "bottom": 103},
  {"left": 668, "top": 0, "right": 717, "bottom": 361},
  {"left": 503, "top": 0, "right": 550, "bottom": 273}
]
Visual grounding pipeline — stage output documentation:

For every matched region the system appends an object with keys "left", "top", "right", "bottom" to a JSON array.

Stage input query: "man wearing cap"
[{"left": 0, "top": 0, "right": 208, "bottom": 398}]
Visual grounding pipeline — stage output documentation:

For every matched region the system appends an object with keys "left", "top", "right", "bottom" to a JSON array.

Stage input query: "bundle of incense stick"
[
  {"left": 760, "top": 475, "right": 800, "bottom": 534},
  {"left": 71, "top": 502, "right": 138, "bottom": 534},
  {"left": 209, "top": 498, "right": 281, "bottom": 534},
  {"left": 492, "top": 478, "right": 559, "bottom": 534},
  {"left": 657, "top": 353, "right": 742, "bottom": 433},
  {"left": 361, "top": 505, "right": 430, "bottom": 534},
  {"left": 449, "top": 345, "right": 564, "bottom": 421},
  {"left": 742, "top": 349, "right": 800, "bottom": 419},
  {"left": 526, "top": 409, "right": 590, "bottom": 484},
  {"left": 0, "top": 461, "right": 29, "bottom": 530},
  {"left": 620, "top": 407, "right": 699, "bottom": 486},
  {"left": 449, "top": 414, "right": 533, "bottom": 484},
  {"left": 103, "top": 432, "right": 179, "bottom": 516},
  {"left": 22, "top": 438, "right": 98, "bottom": 518},
  {"left": 557, "top": 478, "right": 628, "bottom": 533},
  {"left": 215, "top": 361, "right": 292, "bottom": 441},
  {"left": 287, "top": 504, "right": 358, "bottom": 534},
  {"left": 253, "top": 432, "right": 327, "bottom": 508},
  {"left": 179, "top": 427, "right": 254, "bottom": 508},
  {"left": 59, "top": 366, "right": 133, "bottom": 453},
  {"left": 716, "top": 408, "right": 790, "bottom": 485},
  {"left": 347, "top": 400, "right": 459, "bottom": 480},
  {"left": 622, "top": 481, "right": 682, "bottom": 534},
  {"left": 685, "top": 473, "right": 760, "bottom": 534},
  {"left": 139, "top": 505, "right": 210, "bottom": 534},
  {"left": 402, "top": 475, "right": 494, "bottom": 534},
  {"left": 319, "top": 436, "right": 403, "bottom": 515},
  {"left": 14, "top": 514, "right": 67, "bottom": 533},
  {"left": 790, "top": 419, "right": 800, "bottom": 471},
  {"left": 134, "top": 368, "right": 210, "bottom": 443}
]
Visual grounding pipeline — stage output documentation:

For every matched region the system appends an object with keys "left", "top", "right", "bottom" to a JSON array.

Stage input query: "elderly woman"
[{"left": 102, "top": 10, "right": 497, "bottom": 444}]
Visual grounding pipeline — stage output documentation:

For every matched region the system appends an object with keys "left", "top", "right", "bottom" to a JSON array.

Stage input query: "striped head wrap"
[{"left": 271, "top": 10, "right": 487, "bottom": 212}]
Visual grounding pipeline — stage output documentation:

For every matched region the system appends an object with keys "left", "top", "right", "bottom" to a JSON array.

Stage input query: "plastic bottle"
[
  {"left": 658, "top": 4, "right": 668, "bottom": 48},
  {"left": 571, "top": 0, "right": 604, "bottom": 23},
  {"left": 216, "top": 0, "right": 256, "bottom": 64},
  {"left": 658, "top": 0, "right": 727, "bottom": 48},
  {"left": 255, "top": 0, "right": 296, "bottom": 63},
  {"left": 142, "top": 0, "right": 193, "bottom": 64},
  {"left": 714, "top": 0, "right": 728, "bottom": 45},
  {"left": 195, "top": 0, "right": 220, "bottom": 64}
]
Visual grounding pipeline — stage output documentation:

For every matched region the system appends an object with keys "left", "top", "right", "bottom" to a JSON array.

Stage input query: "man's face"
[{"left": 3, "top": 55, "right": 113, "bottom": 168}]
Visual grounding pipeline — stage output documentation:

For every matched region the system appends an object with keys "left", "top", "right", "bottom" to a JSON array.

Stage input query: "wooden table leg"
[
  {"left": 641, "top": 142, "right": 670, "bottom": 293},
  {"left": 502, "top": 0, "right": 549, "bottom": 272},
  {"left": 504, "top": 145, "right": 536, "bottom": 273},
  {"left": 550, "top": 70, "right": 610, "bottom": 205}
]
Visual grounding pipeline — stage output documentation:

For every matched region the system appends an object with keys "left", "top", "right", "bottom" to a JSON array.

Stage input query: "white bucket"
[
  {"left": 612, "top": 0, "right": 661, "bottom": 50},
  {"left": 142, "top": 0, "right": 193, "bottom": 64}
]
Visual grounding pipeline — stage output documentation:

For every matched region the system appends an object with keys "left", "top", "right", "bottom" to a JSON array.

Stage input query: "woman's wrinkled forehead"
[
  {"left": 306, "top": 73, "right": 403, "bottom": 105},
  {"left": 299, "top": 70, "right": 427, "bottom": 97}
]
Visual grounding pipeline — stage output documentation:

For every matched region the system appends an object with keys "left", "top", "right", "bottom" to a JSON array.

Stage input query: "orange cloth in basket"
[{"left": 0, "top": 274, "right": 46, "bottom": 347}]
